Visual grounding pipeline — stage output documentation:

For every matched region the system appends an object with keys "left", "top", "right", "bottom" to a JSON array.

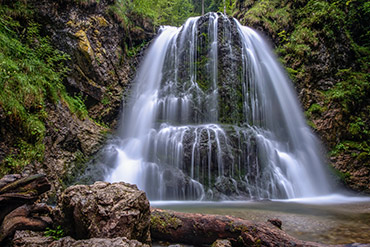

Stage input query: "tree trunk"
[{"left": 150, "top": 208, "right": 323, "bottom": 247}]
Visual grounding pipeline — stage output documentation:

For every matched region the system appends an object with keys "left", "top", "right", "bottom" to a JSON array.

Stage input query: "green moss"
[
  {"left": 126, "top": 41, "right": 147, "bottom": 57},
  {"left": 330, "top": 141, "right": 370, "bottom": 162},
  {"left": 101, "top": 96, "right": 109, "bottom": 105},
  {"left": 305, "top": 119, "right": 317, "bottom": 130},
  {"left": 63, "top": 150, "right": 89, "bottom": 187},
  {"left": 64, "top": 93, "right": 88, "bottom": 120},
  {"left": 306, "top": 103, "right": 325, "bottom": 116},
  {"left": 150, "top": 212, "right": 182, "bottom": 234},
  {"left": 327, "top": 71, "right": 369, "bottom": 113},
  {"left": 245, "top": 0, "right": 293, "bottom": 36},
  {"left": 0, "top": 1, "right": 89, "bottom": 176},
  {"left": 150, "top": 216, "right": 169, "bottom": 233},
  {"left": 330, "top": 165, "right": 351, "bottom": 183},
  {"left": 348, "top": 117, "right": 368, "bottom": 136}
]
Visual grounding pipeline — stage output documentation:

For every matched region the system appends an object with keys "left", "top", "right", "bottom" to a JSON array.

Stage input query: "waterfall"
[{"left": 104, "top": 13, "right": 333, "bottom": 200}]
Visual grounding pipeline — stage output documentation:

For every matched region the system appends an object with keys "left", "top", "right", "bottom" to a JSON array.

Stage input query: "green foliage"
[
  {"left": 242, "top": 0, "right": 292, "bottom": 35},
  {"left": 237, "top": 0, "right": 370, "bottom": 175},
  {"left": 331, "top": 141, "right": 370, "bottom": 162},
  {"left": 207, "top": 0, "right": 237, "bottom": 15},
  {"left": 341, "top": 0, "right": 370, "bottom": 47},
  {"left": 277, "top": 30, "right": 288, "bottom": 43},
  {"left": 126, "top": 41, "right": 147, "bottom": 57},
  {"left": 74, "top": 0, "right": 100, "bottom": 4},
  {"left": 110, "top": 0, "right": 195, "bottom": 27},
  {"left": 109, "top": 0, "right": 238, "bottom": 28},
  {"left": 348, "top": 117, "right": 369, "bottom": 138},
  {"left": 44, "top": 225, "right": 65, "bottom": 240},
  {"left": 308, "top": 103, "right": 325, "bottom": 114},
  {"left": 62, "top": 150, "right": 89, "bottom": 187},
  {"left": 101, "top": 96, "right": 109, "bottom": 105},
  {"left": 330, "top": 165, "right": 351, "bottom": 183},
  {"left": 190, "top": 0, "right": 237, "bottom": 15},
  {"left": 0, "top": 1, "right": 88, "bottom": 176},
  {"left": 327, "top": 71, "right": 369, "bottom": 113},
  {"left": 64, "top": 93, "right": 88, "bottom": 120},
  {"left": 1, "top": 141, "right": 45, "bottom": 175},
  {"left": 300, "top": 0, "right": 345, "bottom": 32},
  {"left": 0, "top": 20, "right": 69, "bottom": 142},
  {"left": 157, "top": 0, "right": 195, "bottom": 26}
]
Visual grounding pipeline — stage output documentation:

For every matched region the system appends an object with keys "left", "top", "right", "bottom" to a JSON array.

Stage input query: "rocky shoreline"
[{"left": 2, "top": 174, "right": 368, "bottom": 247}]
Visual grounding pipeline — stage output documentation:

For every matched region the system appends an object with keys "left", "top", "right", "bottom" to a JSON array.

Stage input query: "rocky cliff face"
[
  {"left": 234, "top": 0, "right": 370, "bottom": 193},
  {"left": 0, "top": 0, "right": 156, "bottom": 196},
  {"left": 32, "top": 0, "right": 155, "bottom": 126},
  {"left": 38, "top": 0, "right": 155, "bottom": 195}
]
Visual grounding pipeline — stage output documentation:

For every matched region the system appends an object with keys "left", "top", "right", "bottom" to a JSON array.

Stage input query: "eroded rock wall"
[{"left": 0, "top": 0, "right": 156, "bottom": 197}]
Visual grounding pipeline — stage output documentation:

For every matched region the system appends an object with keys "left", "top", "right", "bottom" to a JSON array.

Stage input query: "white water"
[{"left": 105, "top": 13, "right": 334, "bottom": 200}]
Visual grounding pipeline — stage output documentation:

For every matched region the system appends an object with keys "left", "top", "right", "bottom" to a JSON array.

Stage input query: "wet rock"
[
  {"left": 55, "top": 181, "right": 151, "bottom": 244},
  {"left": 212, "top": 176, "right": 242, "bottom": 199},
  {"left": 268, "top": 218, "right": 282, "bottom": 229},
  {"left": 0, "top": 174, "right": 51, "bottom": 223},
  {"left": 12, "top": 230, "right": 149, "bottom": 247},
  {"left": 12, "top": 230, "right": 54, "bottom": 247},
  {"left": 31, "top": 0, "right": 156, "bottom": 126},
  {"left": 330, "top": 153, "right": 370, "bottom": 193},
  {"left": 0, "top": 174, "right": 52, "bottom": 244},
  {"left": 32, "top": 102, "right": 107, "bottom": 198},
  {"left": 342, "top": 244, "right": 370, "bottom": 247},
  {"left": 211, "top": 239, "right": 232, "bottom": 247},
  {"left": 0, "top": 204, "right": 52, "bottom": 243},
  {"left": 149, "top": 166, "right": 204, "bottom": 200},
  {"left": 0, "top": 174, "right": 22, "bottom": 188}
]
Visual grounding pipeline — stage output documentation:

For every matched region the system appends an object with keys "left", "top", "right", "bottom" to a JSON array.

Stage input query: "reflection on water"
[{"left": 151, "top": 196, "right": 370, "bottom": 245}]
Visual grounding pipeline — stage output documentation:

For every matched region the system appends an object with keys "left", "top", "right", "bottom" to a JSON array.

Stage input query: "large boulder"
[{"left": 55, "top": 181, "right": 151, "bottom": 244}]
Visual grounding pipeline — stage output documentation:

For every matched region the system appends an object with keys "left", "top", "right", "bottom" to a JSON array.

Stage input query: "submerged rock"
[
  {"left": 267, "top": 218, "right": 282, "bottom": 229},
  {"left": 55, "top": 181, "right": 151, "bottom": 244}
]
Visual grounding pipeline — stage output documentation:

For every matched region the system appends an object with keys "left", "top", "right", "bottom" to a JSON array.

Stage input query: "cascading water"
[{"left": 103, "top": 13, "right": 333, "bottom": 200}]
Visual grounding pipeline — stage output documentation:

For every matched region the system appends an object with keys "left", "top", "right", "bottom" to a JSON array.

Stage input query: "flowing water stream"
[
  {"left": 78, "top": 12, "right": 370, "bottom": 245},
  {"left": 103, "top": 13, "right": 333, "bottom": 200},
  {"left": 151, "top": 196, "right": 370, "bottom": 245}
]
